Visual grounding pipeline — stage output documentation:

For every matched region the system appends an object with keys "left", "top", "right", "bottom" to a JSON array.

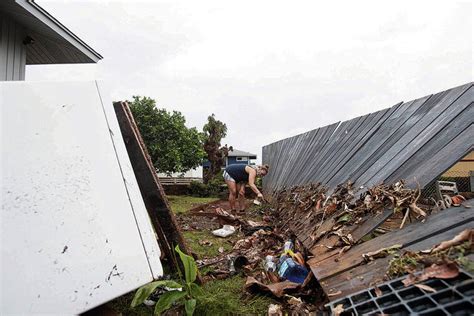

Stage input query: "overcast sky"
[{"left": 28, "top": 0, "right": 472, "bottom": 162}]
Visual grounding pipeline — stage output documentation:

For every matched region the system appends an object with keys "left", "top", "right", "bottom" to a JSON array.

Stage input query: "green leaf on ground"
[
  {"left": 184, "top": 299, "right": 196, "bottom": 316},
  {"left": 154, "top": 290, "right": 186, "bottom": 315},
  {"left": 175, "top": 245, "right": 197, "bottom": 284},
  {"left": 337, "top": 214, "right": 352, "bottom": 223},
  {"left": 131, "top": 280, "right": 182, "bottom": 308}
]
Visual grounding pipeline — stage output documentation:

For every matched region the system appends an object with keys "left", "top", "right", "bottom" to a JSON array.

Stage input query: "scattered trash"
[
  {"left": 218, "top": 247, "right": 224, "bottom": 253},
  {"left": 212, "top": 225, "right": 236, "bottom": 237},
  {"left": 253, "top": 199, "right": 261, "bottom": 206},
  {"left": 228, "top": 255, "right": 236, "bottom": 274},
  {"left": 285, "top": 295, "right": 303, "bottom": 306},
  {"left": 278, "top": 256, "right": 309, "bottom": 284},
  {"left": 265, "top": 255, "right": 277, "bottom": 272},
  {"left": 283, "top": 240, "right": 294, "bottom": 254},
  {"left": 233, "top": 255, "right": 249, "bottom": 272},
  {"left": 143, "top": 299, "right": 156, "bottom": 306},
  {"left": 198, "top": 240, "right": 213, "bottom": 246},
  {"left": 451, "top": 194, "right": 466, "bottom": 206},
  {"left": 268, "top": 304, "right": 283, "bottom": 316}
]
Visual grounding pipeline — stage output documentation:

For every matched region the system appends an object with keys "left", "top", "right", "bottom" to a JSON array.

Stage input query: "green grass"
[
  {"left": 108, "top": 291, "right": 153, "bottom": 316},
  {"left": 111, "top": 195, "right": 276, "bottom": 315},
  {"left": 167, "top": 195, "right": 219, "bottom": 213},
  {"left": 183, "top": 230, "right": 236, "bottom": 259},
  {"left": 196, "top": 275, "right": 277, "bottom": 315}
]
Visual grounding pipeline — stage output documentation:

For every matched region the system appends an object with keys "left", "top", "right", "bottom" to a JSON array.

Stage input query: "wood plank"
[
  {"left": 385, "top": 99, "right": 474, "bottom": 186},
  {"left": 366, "top": 85, "right": 473, "bottom": 188},
  {"left": 113, "top": 102, "right": 192, "bottom": 269},
  {"left": 278, "top": 129, "right": 318, "bottom": 189},
  {"left": 313, "top": 114, "right": 372, "bottom": 185},
  {"left": 351, "top": 208, "right": 395, "bottom": 241},
  {"left": 326, "top": 102, "right": 405, "bottom": 187},
  {"left": 319, "top": 109, "right": 390, "bottom": 185},
  {"left": 401, "top": 125, "right": 474, "bottom": 189},
  {"left": 335, "top": 97, "right": 429, "bottom": 187},
  {"left": 323, "top": 221, "right": 474, "bottom": 301},
  {"left": 348, "top": 91, "right": 446, "bottom": 185},
  {"left": 356, "top": 83, "right": 471, "bottom": 188},
  {"left": 286, "top": 123, "right": 339, "bottom": 187},
  {"left": 308, "top": 207, "right": 395, "bottom": 264},
  {"left": 298, "top": 119, "right": 355, "bottom": 185},
  {"left": 310, "top": 200, "right": 473, "bottom": 281}
]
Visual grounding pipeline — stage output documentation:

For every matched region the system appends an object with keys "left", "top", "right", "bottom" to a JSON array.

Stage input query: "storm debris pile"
[
  {"left": 388, "top": 228, "right": 474, "bottom": 279},
  {"left": 272, "top": 180, "right": 432, "bottom": 251},
  {"left": 177, "top": 201, "right": 326, "bottom": 313}
]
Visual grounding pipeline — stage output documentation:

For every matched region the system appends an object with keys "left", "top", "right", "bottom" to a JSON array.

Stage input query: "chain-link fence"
[{"left": 421, "top": 170, "right": 473, "bottom": 200}]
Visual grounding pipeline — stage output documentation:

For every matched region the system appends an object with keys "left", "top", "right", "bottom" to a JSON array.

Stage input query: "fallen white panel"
[{"left": 0, "top": 81, "right": 162, "bottom": 314}]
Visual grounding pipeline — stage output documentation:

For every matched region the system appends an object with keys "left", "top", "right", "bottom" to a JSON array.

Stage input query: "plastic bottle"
[
  {"left": 228, "top": 255, "right": 236, "bottom": 273},
  {"left": 264, "top": 255, "right": 277, "bottom": 272},
  {"left": 283, "top": 241, "right": 294, "bottom": 253}
]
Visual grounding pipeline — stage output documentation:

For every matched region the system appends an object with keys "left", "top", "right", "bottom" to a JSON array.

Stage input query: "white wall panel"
[{"left": 0, "top": 81, "right": 162, "bottom": 314}]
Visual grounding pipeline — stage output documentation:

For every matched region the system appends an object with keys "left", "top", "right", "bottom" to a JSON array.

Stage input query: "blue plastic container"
[{"left": 278, "top": 256, "right": 309, "bottom": 284}]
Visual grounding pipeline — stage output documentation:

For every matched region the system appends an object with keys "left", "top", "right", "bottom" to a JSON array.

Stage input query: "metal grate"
[
  {"left": 327, "top": 269, "right": 473, "bottom": 315},
  {"left": 422, "top": 170, "right": 472, "bottom": 200}
]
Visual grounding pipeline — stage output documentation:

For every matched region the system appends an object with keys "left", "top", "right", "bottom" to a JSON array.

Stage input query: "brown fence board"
[
  {"left": 310, "top": 200, "right": 473, "bottom": 282},
  {"left": 322, "top": 221, "right": 473, "bottom": 301}
]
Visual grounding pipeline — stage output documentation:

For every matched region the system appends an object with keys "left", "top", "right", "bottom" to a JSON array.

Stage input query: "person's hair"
[{"left": 260, "top": 164, "right": 269, "bottom": 172}]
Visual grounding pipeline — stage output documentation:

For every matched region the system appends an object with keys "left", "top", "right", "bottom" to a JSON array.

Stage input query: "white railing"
[{"left": 158, "top": 177, "right": 203, "bottom": 185}]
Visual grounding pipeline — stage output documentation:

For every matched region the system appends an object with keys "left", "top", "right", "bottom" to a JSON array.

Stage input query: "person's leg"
[
  {"left": 225, "top": 180, "right": 237, "bottom": 211},
  {"left": 237, "top": 183, "right": 246, "bottom": 211}
]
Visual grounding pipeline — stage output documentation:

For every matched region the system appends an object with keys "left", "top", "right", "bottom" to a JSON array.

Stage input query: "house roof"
[
  {"left": 228, "top": 148, "right": 257, "bottom": 158},
  {"left": 0, "top": 0, "right": 102, "bottom": 64}
]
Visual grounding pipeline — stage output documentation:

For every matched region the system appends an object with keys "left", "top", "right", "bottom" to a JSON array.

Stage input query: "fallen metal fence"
[{"left": 262, "top": 83, "right": 474, "bottom": 194}]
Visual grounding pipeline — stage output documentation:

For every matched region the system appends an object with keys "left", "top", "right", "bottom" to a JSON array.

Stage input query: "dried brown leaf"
[
  {"left": 333, "top": 304, "right": 344, "bottom": 316},
  {"left": 328, "top": 290, "right": 342, "bottom": 297},
  {"left": 403, "top": 263, "right": 459, "bottom": 287},
  {"left": 414, "top": 283, "right": 437, "bottom": 293},
  {"left": 431, "top": 229, "right": 473, "bottom": 253},
  {"left": 362, "top": 244, "right": 403, "bottom": 261},
  {"left": 374, "top": 286, "right": 382, "bottom": 297}
]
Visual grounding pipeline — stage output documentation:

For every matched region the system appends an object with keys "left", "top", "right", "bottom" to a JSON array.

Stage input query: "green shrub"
[
  {"left": 207, "top": 176, "right": 224, "bottom": 196},
  {"left": 189, "top": 174, "right": 225, "bottom": 197},
  {"left": 188, "top": 181, "right": 209, "bottom": 197}
]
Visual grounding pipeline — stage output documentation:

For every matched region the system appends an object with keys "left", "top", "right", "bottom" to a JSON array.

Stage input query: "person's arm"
[{"left": 246, "top": 166, "right": 263, "bottom": 198}]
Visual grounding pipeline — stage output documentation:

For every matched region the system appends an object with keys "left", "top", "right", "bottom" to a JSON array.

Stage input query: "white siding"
[{"left": 0, "top": 13, "right": 26, "bottom": 81}]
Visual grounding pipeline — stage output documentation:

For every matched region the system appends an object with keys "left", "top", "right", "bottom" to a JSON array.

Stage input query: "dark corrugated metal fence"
[{"left": 263, "top": 83, "right": 473, "bottom": 192}]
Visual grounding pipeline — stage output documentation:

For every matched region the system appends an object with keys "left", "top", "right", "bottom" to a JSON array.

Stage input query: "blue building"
[{"left": 203, "top": 148, "right": 257, "bottom": 169}]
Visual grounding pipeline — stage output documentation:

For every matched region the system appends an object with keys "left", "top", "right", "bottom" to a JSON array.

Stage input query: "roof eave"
[{"left": 16, "top": 0, "right": 103, "bottom": 63}]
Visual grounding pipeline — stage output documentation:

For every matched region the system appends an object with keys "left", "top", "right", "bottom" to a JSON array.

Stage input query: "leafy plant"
[
  {"left": 188, "top": 176, "right": 224, "bottom": 197},
  {"left": 131, "top": 245, "right": 203, "bottom": 315},
  {"left": 128, "top": 96, "right": 206, "bottom": 175},
  {"left": 188, "top": 181, "right": 209, "bottom": 197}
]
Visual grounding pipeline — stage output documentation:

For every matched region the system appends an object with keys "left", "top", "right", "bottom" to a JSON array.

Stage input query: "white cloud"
[{"left": 28, "top": 0, "right": 472, "bottom": 162}]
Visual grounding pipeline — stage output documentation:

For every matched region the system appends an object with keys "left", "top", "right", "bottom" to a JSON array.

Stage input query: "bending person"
[{"left": 222, "top": 164, "right": 269, "bottom": 213}]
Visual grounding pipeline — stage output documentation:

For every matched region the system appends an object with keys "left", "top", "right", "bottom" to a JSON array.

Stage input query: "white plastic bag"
[{"left": 212, "top": 225, "right": 236, "bottom": 237}]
